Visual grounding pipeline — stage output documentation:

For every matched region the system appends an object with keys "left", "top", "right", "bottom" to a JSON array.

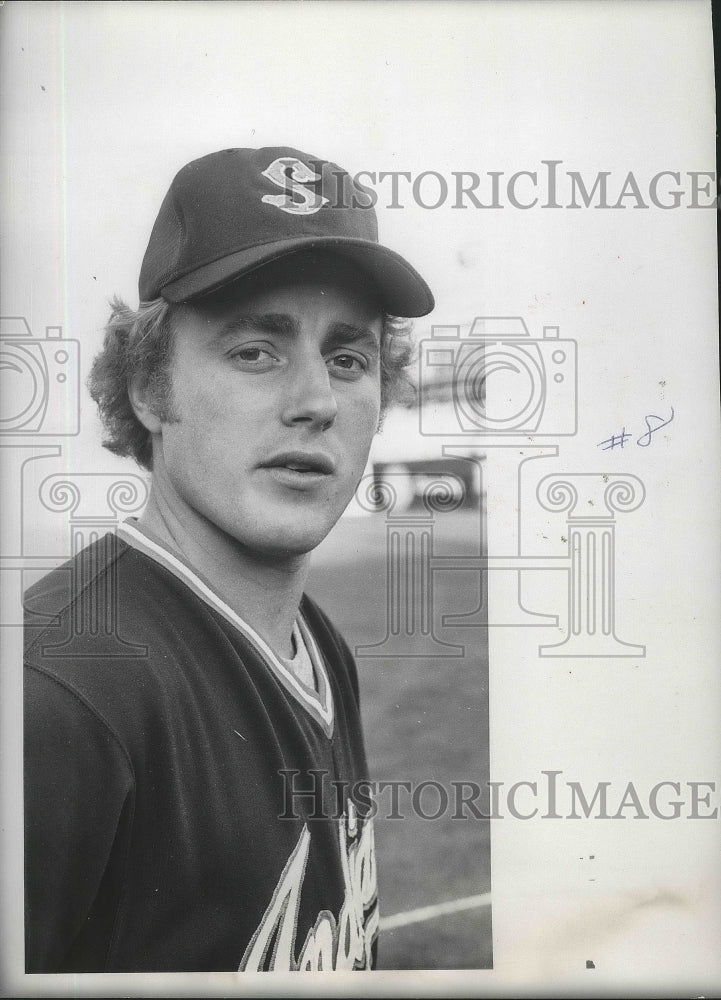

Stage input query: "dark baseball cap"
[{"left": 139, "top": 146, "right": 435, "bottom": 317}]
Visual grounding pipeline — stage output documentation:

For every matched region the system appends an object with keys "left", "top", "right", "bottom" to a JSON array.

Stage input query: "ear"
[{"left": 128, "top": 374, "right": 163, "bottom": 435}]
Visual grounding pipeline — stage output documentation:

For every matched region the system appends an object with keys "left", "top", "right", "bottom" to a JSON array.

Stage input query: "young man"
[{"left": 23, "top": 147, "right": 434, "bottom": 972}]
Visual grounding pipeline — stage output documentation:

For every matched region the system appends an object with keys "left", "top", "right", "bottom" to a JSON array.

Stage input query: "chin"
[{"left": 229, "top": 521, "right": 334, "bottom": 562}]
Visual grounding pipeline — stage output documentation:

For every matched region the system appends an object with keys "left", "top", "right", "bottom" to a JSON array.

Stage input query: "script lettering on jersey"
[
  {"left": 239, "top": 804, "right": 378, "bottom": 971},
  {"left": 261, "top": 157, "right": 329, "bottom": 216}
]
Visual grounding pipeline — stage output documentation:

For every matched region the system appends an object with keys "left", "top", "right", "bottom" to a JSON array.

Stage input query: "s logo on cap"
[{"left": 261, "top": 157, "right": 330, "bottom": 216}]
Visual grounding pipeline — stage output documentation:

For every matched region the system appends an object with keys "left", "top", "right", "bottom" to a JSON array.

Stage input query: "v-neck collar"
[{"left": 116, "top": 520, "right": 334, "bottom": 737}]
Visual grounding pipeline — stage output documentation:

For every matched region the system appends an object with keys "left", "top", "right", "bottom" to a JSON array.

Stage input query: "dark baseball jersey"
[{"left": 23, "top": 521, "right": 378, "bottom": 972}]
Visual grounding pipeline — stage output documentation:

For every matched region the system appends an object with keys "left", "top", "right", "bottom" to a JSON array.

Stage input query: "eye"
[
  {"left": 235, "top": 347, "right": 272, "bottom": 362},
  {"left": 327, "top": 352, "right": 367, "bottom": 375},
  {"left": 228, "top": 344, "right": 281, "bottom": 371}
]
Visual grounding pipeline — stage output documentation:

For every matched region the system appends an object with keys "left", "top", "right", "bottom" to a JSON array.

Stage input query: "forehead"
[{"left": 183, "top": 251, "right": 384, "bottom": 325}]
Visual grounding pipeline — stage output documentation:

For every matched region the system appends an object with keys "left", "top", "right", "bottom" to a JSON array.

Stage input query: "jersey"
[{"left": 23, "top": 521, "right": 378, "bottom": 973}]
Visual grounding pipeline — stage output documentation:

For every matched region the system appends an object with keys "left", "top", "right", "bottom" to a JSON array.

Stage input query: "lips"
[{"left": 260, "top": 451, "right": 336, "bottom": 475}]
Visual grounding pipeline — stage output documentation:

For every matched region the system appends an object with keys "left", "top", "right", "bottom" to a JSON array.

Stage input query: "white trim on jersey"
[
  {"left": 116, "top": 520, "right": 335, "bottom": 736},
  {"left": 282, "top": 621, "right": 317, "bottom": 692}
]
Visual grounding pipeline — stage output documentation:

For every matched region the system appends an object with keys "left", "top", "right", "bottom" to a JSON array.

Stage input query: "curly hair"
[{"left": 88, "top": 295, "right": 415, "bottom": 472}]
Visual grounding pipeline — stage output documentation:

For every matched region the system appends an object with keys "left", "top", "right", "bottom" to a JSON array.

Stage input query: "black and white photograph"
[{"left": 1, "top": 1, "right": 719, "bottom": 996}]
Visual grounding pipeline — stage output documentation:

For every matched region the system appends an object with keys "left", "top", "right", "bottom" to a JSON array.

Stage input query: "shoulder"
[
  {"left": 23, "top": 533, "right": 224, "bottom": 740},
  {"left": 23, "top": 532, "right": 165, "bottom": 643},
  {"left": 24, "top": 532, "right": 208, "bottom": 659},
  {"left": 24, "top": 532, "right": 126, "bottom": 621}
]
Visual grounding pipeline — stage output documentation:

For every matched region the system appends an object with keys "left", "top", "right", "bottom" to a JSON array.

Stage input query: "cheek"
[
  {"left": 363, "top": 378, "right": 383, "bottom": 429},
  {"left": 343, "top": 388, "right": 382, "bottom": 455},
  {"left": 162, "top": 389, "right": 239, "bottom": 476}
]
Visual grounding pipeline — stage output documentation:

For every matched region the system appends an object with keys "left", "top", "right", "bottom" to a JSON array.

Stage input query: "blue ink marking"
[
  {"left": 597, "top": 428, "right": 631, "bottom": 451},
  {"left": 598, "top": 407, "right": 675, "bottom": 450},
  {"left": 636, "top": 407, "right": 675, "bottom": 447}
]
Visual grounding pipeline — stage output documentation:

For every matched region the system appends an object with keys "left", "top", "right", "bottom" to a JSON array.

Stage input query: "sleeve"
[{"left": 24, "top": 664, "right": 134, "bottom": 972}]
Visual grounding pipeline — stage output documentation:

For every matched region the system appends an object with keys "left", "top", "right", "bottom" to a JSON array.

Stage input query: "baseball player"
[{"left": 23, "top": 147, "right": 434, "bottom": 972}]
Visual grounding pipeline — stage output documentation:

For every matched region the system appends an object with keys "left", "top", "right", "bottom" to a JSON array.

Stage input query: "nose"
[{"left": 280, "top": 353, "right": 338, "bottom": 430}]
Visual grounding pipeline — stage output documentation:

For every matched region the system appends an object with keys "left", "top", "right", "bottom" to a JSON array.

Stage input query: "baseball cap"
[{"left": 139, "top": 146, "right": 435, "bottom": 317}]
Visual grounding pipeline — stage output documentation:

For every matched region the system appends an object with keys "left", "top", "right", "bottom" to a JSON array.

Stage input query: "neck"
[{"left": 137, "top": 478, "right": 310, "bottom": 660}]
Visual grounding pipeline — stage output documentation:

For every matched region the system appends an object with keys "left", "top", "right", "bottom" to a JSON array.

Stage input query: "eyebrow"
[
  {"left": 325, "top": 321, "right": 380, "bottom": 351},
  {"left": 215, "top": 314, "right": 380, "bottom": 350},
  {"left": 216, "top": 314, "right": 296, "bottom": 339}
]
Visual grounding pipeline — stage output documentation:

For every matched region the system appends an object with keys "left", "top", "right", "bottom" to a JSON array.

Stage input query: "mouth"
[{"left": 260, "top": 451, "right": 336, "bottom": 476}]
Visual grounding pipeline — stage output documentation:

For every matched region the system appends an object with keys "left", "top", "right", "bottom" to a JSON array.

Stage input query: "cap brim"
[{"left": 159, "top": 237, "right": 435, "bottom": 318}]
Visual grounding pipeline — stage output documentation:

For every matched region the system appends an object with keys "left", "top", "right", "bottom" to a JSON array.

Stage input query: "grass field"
[{"left": 307, "top": 509, "right": 492, "bottom": 970}]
